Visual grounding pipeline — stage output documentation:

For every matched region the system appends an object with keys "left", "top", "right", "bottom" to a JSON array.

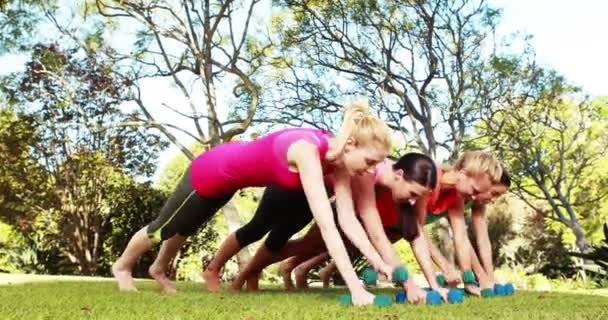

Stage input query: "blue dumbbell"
[
  {"left": 494, "top": 284, "right": 506, "bottom": 296},
  {"left": 395, "top": 290, "right": 407, "bottom": 304},
  {"left": 447, "top": 288, "right": 464, "bottom": 304},
  {"left": 426, "top": 290, "right": 443, "bottom": 305},
  {"left": 400, "top": 288, "right": 443, "bottom": 305},
  {"left": 504, "top": 283, "right": 515, "bottom": 295},
  {"left": 455, "top": 287, "right": 473, "bottom": 297}
]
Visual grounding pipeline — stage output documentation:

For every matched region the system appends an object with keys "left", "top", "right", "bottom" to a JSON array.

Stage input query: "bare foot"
[
  {"left": 246, "top": 273, "right": 260, "bottom": 291},
  {"left": 112, "top": 262, "right": 138, "bottom": 292},
  {"left": 293, "top": 267, "right": 309, "bottom": 289},
  {"left": 149, "top": 264, "right": 177, "bottom": 295},
  {"left": 319, "top": 267, "right": 332, "bottom": 288},
  {"left": 464, "top": 284, "right": 481, "bottom": 297},
  {"left": 230, "top": 280, "right": 243, "bottom": 292},
  {"left": 203, "top": 270, "right": 221, "bottom": 292},
  {"left": 279, "top": 262, "right": 295, "bottom": 291}
]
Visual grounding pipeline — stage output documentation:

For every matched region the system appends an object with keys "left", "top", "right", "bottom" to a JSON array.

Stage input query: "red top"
[
  {"left": 375, "top": 189, "right": 400, "bottom": 227},
  {"left": 426, "top": 167, "right": 461, "bottom": 214}
]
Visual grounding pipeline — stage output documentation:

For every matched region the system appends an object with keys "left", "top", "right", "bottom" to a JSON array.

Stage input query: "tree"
[
  {"left": 99, "top": 179, "right": 168, "bottom": 277},
  {"left": 74, "top": 0, "right": 275, "bottom": 267},
  {"left": 0, "top": 43, "right": 167, "bottom": 274},
  {"left": 478, "top": 67, "right": 608, "bottom": 252},
  {"left": 0, "top": 0, "right": 54, "bottom": 53},
  {"left": 261, "top": 0, "right": 504, "bottom": 158}
]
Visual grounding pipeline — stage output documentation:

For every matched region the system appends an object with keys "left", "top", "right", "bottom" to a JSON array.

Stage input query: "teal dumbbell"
[
  {"left": 362, "top": 268, "right": 377, "bottom": 286},
  {"left": 463, "top": 270, "right": 476, "bottom": 285},
  {"left": 392, "top": 266, "right": 408, "bottom": 283},
  {"left": 481, "top": 288, "right": 495, "bottom": 298},
  {"left": 338, "top": 294, "right": 392, "bottom": 307},
  {"left": 436, "top": 274, "right": 448, "bottom": 287}
]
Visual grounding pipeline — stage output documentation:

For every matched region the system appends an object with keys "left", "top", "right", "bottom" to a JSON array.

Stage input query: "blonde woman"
[{"left": 112, "top": 100, "right": 394, "bottom": 306}]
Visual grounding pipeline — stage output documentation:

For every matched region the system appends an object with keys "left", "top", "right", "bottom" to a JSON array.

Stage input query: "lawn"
[{"left": 0, "top": 279, "right": 606, "bottom": 320}]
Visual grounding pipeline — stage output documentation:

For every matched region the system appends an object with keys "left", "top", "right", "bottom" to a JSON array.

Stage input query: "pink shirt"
[{"left": 190, "top": 128, "right": 334, "bottom": 198}]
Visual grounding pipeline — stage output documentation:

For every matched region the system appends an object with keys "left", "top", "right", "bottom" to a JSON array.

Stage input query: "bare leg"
[
  {"left": 279, "top": 252, "right": 324, "bottom": 290},
  {"left": 234, "top": 226, "right": 325, "bottom": 290},
  {"left": 112, "top": 227, "right": 155, "bottom": 291},
  {"left": 148, "top": 234, "right": 187, "bottom": 294},
  {"left": 279, "top": 257, "right": 298, "bottom": 291},
  {"left": 204, "top": 233, "right": 243, "bottom": 292},
  {"left": 231, "top": 246, "right": 276, "bottom": 291},
  {"left": 294, "top": 253, "right": 330, "bottom": 289},
  {"left": 318, "top": 258, "right": 335, "bottom": 288},
  {"left": 246, "top": 272, "right": 261, "bottom": 291}
]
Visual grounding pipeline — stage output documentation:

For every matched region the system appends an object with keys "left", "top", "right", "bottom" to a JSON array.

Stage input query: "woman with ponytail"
[{"left": 112, "top": 99, "right": 395, "bottom": 306}]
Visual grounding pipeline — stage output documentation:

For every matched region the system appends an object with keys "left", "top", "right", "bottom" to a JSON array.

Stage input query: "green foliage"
[
  {"left": 98, "top": 180, "right": 167, "bottom": 278},
  {"left": 263, "top": 0, "right": 513, "bottom": 158},
  {"left": 511, "top": 210, "right": 577, "bottom": 279},
  {"left": 155, "top": 143, "right": 204, "bottom": 194},
  {"left": 0, "top": 43, "right": 168, "bottom": 275},
  {"left": 0, "top": 222, "right": 29, "bottom": 273},
  {"left": 476, "top": 67, "right": 608, "bottom": 252},
  {"left": 393, "top": 239, "right": 421, "bottom": 275},
  {"left": 0, "top": 0, "right": 52, "bottom": 53}
]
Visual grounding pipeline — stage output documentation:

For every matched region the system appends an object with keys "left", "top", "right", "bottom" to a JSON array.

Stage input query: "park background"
[{"left": 0, "top": 0, "right": 607, "bottom": 318}]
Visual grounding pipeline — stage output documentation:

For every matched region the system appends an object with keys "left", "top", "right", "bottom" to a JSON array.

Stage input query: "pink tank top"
[{"left": 190, "top": 128, "right": 334, "bottom": 198}]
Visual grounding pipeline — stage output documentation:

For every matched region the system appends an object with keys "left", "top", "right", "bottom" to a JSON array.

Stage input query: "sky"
[
  {"left": 1, "top": 0, "right": 606, "bottom": 181},
  {"left": 492, "top": 0, "right": 608, "bottom": 96}
]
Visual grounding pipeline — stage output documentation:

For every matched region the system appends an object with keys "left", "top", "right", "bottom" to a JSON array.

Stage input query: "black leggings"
[
  {"left": 235, "top": 185, "right": 314, "bottom": 251},
  {"left": 147, "top": 166, "right": 234, "bottom": 242}
]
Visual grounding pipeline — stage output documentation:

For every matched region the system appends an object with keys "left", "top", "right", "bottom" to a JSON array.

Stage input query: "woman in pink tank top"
[{"left": 112, "top": 100, "right": 399, "bottom": 306}]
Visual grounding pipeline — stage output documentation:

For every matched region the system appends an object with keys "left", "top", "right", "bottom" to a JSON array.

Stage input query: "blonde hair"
[
  {"left": 453, "top": 151, "right": 503, "bottom": 183},
  {"left": 335, "top": 99, "right": 392, "bottom": 153}
]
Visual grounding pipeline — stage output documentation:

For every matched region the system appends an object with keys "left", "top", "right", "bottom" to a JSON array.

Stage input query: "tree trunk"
[
  {"left": 571, "top": 221, "right": 590, "bottom": 253},
  {"left": 436, "top": 220, "right": 456, "bottom": 266}
]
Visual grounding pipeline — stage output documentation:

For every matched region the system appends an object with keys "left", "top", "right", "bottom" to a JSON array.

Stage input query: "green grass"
[{"left": 0, "top": 281, "right": 607, "bottom": 320}]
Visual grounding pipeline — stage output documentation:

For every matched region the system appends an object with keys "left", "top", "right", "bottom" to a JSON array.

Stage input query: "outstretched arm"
[
  {"left": 353, "top": 176, "right": 401, "bottom": 267},
  {"left": 333, "top": 169, "right": 392, "bottom": 278},
  {"left": 292, "top": 142, "right": 375, "bottom": 303},
  {"left": 471, "top": 204, "right": 495, "bottom": 283}
]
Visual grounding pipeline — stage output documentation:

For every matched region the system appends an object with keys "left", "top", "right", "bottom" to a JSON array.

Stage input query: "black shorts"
[
  {"left": 147, "top": 166, "right": 234, "bottom": 242},
  {"left": 235, "top": 185, "right": 316, "bottom": 251}
]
